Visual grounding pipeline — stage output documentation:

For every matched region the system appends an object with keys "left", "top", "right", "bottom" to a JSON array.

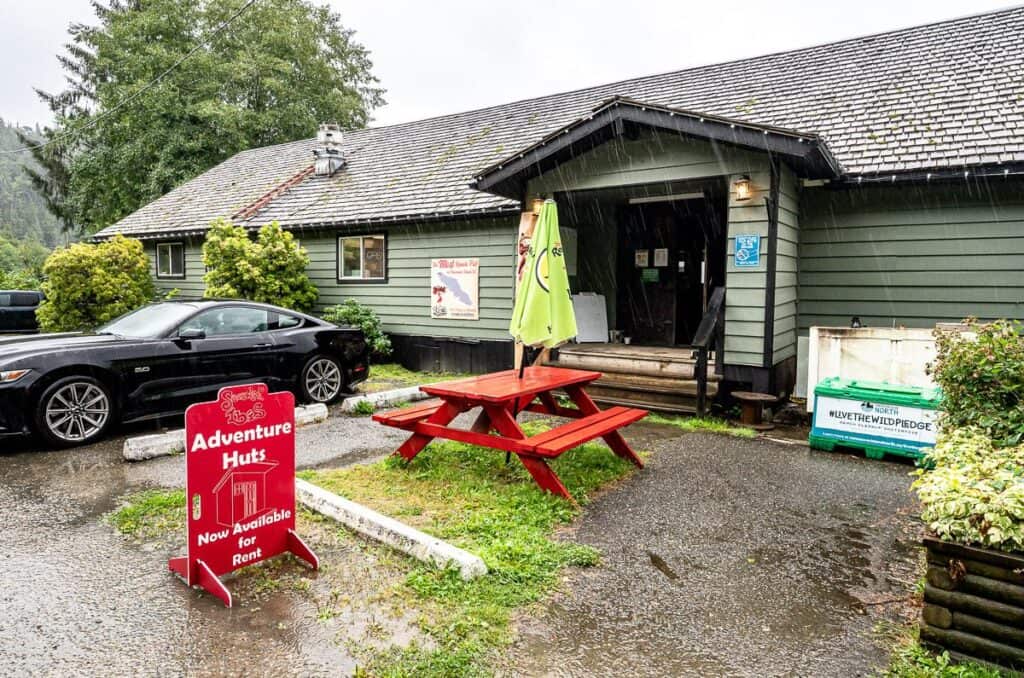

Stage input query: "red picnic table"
[{"left": 372, "top": 366, "right": 648, "bottom": 501}]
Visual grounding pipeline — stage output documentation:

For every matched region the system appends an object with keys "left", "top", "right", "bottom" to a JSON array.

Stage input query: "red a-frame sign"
[{"left": 169, "top": 384, "right": 318, "bottom": 607}]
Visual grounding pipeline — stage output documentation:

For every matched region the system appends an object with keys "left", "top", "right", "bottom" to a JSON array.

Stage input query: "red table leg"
[
  {"left": 487, "top": 402, "right": 564, "bottom": 495},
  {"left": 517, "top": 455, "right": 574, "bottom": 502},
  {"left": 395, "top": 400, "right": 464, "bottom": 461},
  {"left": 481, "top": 402, "right": 527, "bottom": 440},
  {"left": 483, "top": 402, "right": 577, "bottom": 502},
  {"left": 565, "top": 385, "right": 644, "bottom": 468}
]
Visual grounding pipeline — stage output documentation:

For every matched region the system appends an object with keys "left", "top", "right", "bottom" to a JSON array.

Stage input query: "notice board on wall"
[{"left": 431, "top": 258, "right": 480, "bottom": 320}]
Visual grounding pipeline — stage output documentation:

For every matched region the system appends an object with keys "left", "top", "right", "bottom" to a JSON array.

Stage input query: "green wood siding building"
[
  {"left": 798, "top": 182, "right": 1024, "bottom": 329},
  {"left": 98, "top": 8, "right": 1024, "bottom": 394}
]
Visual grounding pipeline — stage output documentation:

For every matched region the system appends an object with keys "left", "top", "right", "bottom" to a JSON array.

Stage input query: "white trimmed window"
[
  {"left": 156, "top": 242, "right": 185, "bottom": 278},
  {"left": 338, "top": 235, "right": 386, "bottom": 282}
]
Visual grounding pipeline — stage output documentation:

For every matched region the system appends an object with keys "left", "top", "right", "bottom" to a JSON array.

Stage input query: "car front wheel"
[
  {"left": 300, "top": 355, "right": 345, "bottom": 405},
  {"left": 34, "top": 376, "right": 114, "bottom": 447}
]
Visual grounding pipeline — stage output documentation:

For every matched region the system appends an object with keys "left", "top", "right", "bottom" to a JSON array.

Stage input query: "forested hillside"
[{"left": 0, "top": 119, "right": 63, "bottom": 248}]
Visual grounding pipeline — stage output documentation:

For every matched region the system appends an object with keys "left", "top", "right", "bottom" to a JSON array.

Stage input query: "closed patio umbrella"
[{"left": 509, "top": 199, "right": 577, "bottom": 366}]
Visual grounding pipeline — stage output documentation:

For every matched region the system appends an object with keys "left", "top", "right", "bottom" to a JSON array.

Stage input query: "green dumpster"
[{"left": 809, "top": 377, "right": 941, "bottom": 461}]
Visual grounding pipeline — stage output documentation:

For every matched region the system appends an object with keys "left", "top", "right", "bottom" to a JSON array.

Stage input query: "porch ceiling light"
[{"left": 733, "top": 175, "right": 753, "bottom": 201}]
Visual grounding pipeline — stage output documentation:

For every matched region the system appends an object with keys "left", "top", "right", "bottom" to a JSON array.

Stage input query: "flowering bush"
[
  {"left": 929, "top": 319, "right": 1024, "bottom": 447},
  {"left": 36, "top": 235, "right": 153, "bottom": 332},
  {"left": 914, "top": 428, "right": 1024, "bottom": 552},
  {"left": 202, "top": 219, "right": 318, "bottom": 312}
]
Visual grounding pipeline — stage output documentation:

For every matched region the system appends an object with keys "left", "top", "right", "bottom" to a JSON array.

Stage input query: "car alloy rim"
[
  {"left": 305, "top": 358, "right": 342, "bottom": 403},
  {"left": 45, "top": 382, "right": 110, "bottom": 442}
]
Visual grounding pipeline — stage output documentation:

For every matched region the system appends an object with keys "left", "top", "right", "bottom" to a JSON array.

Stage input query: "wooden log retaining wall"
[{"left": 922, "top": 537, "right": 1024, "bottom": 672}]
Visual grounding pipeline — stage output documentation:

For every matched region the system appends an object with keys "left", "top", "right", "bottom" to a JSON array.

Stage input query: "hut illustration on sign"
[{"left": 212, "top": 461, "right": 278, "bottom": 527}]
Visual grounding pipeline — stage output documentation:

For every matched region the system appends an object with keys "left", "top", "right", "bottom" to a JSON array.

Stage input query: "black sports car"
[{"left": 0, "top": 300, "right": 369, "bottom": 447}]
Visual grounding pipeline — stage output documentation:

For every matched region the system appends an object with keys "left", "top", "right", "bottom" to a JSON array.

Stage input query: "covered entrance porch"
[
  {"left": 543, "top": 178, "right": 728, "bottom": 413},
  {"left": 471, "top": 97, "right": 840, "bottom": 411},
  {"left": 558, "top": 179, "right": 728, "bottom": 347}
]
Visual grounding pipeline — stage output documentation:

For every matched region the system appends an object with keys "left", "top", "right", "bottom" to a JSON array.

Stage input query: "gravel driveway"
[
  {"left": 505, "top": 431, "right": 922, "bottom": 677},
  {"left": 0, "top": 415, "right": 920, "bottom": 676}
]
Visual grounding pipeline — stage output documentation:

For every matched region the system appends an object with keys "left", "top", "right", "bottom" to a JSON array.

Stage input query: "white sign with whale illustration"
[{"left": 430, "top": 258, "right": 480, "bottom": 320}]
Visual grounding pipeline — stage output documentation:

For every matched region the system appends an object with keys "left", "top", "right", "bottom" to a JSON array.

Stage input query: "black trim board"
[
  {"left": 723, "top": 356, "right": 796, "bottom": 398},
  {"left": 389, "top": 334, "right": 513, "bottom": 374},
  {"left": 762, "top": 160, "right": 780, "bottom": 368}
]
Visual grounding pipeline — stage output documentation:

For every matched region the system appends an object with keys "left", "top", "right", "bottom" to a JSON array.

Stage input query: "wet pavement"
[
  {"left": 0, "top": 410, "right": 412, "bottom": 677},
  {"left": 505, "top": 430, "right": 922, "bottom": 678},
  {"left": 0, "top": 414, "right": 922, "bottom": 676}
]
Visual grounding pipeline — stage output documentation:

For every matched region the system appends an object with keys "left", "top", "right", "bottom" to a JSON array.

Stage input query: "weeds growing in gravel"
[{"left": 109, "top": 488, "right": 186, "bottom": 539}]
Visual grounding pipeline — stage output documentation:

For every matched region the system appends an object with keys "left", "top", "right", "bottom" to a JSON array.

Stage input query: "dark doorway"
[{"left": 616, "top": 188, "right": 726, "bottom": 346}]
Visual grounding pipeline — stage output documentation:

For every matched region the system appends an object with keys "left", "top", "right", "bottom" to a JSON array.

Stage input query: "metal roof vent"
[{"left": 313, "top": 123, "right": 346, "bottom": 176}]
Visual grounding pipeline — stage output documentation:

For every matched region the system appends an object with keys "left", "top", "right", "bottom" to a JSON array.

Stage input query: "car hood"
[{"left": 0, "top": 332, "right": 125, "bottom": 366}]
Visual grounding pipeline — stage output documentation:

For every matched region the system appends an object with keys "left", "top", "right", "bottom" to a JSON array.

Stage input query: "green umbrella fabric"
[{"left": 509, "top": 199, "right": 577, "bottom": 348}]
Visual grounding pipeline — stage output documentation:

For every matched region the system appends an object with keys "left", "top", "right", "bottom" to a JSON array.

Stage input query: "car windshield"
[{"left": 96, "top": 303, "right": 200, "bottom": 339}]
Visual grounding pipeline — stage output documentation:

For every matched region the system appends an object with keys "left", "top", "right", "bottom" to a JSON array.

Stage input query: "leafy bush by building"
[
  {"left": 914, "top": 428, "right": 1024, "bottom": 552},
  {"left": 0, "top": 232, "right": 48, "bottom": 289},
  {"left": 929, "top": 319, "right": 1024, "bottom": 447},
  {"left": 322, "top": 299, "right": 392, "bottom": 359},
  {"left": 202, "top": 219, "right": 318, "bottom": 312},
  {"left": 36, "top": 234, "right": 153, "bottom": 332}
]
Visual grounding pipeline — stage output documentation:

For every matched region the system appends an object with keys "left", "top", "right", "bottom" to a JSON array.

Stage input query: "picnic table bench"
[{"left": 373, "top": 366, "right": 647, "bottom": 501}]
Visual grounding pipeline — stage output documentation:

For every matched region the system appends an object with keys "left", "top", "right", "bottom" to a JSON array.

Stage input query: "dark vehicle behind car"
[
  {"left": 0, "top": 291, "right": 43, "bottom": 334},
  {"left": 0, "top": 300, "right": 369, "bottom": 447}
]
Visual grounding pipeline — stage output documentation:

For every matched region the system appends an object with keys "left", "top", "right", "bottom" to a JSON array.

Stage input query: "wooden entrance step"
[
  {"left": 544, "top": 344, "right": 721, "bottom": 414},
  {"left": 584, "top": 379, "right": 718, "bottom": 413},
  {"left": 549, "top": 343, "right": 715, "bottom": 380}
]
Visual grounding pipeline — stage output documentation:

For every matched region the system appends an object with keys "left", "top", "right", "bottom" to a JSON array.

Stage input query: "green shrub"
[
  {"left": 914, "top": 428, "right": 1024, "bottom": 552},
  {"left": 0, "top": 268, "right": 42, "bottom": 290},
  {"left": 930, "top": 319, "right": 1024, "bottom": 446},
  {"left": 202, "top": 219, "right": 318, "bottom": 312},
  {"left": 0, "top": 234, "right": 48, "bottom": 288},
  {"left": 37, "top": 234, "right": 153, "bottom": 332},
  {"left": 350, "top": 399, "right": 375, "bottom": 415},
  {"left": 322, "top": 298, "right": 392, "bottom": 359}
]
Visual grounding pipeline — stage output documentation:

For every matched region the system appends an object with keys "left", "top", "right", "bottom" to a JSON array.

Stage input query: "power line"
[{"left": 2, "top": 0, "right": 260, "bottom": 157}]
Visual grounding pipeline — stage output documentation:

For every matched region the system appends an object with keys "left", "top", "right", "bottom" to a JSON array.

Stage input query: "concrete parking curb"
[
  {"left": 295, "top": 477, "right": 487, "bottom": 580},
  {"left": 340, "top": 385, "right": 430, "bottom": 413},
  {"left": 122, "top": 403, "right": 329, "bottom": 461}
]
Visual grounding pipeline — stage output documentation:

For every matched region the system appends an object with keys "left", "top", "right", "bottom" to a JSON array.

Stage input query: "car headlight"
[{"left": 0, "top": 369, "right": 31, "bottom": 384}]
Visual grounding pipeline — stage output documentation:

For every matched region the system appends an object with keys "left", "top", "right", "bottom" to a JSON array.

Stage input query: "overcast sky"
[{"left": 1, "top": 0, "right": 1017, "bottom": 129}]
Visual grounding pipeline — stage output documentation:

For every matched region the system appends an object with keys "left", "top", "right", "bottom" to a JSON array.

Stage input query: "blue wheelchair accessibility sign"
[{"left": 734, "top": 234, "right": 761, "bottom": 268}]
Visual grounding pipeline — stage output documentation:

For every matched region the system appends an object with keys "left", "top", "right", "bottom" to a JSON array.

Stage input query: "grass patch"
[
  {"left": 109, "top": 488, "right": 186, "bottom": 539},
  {"left": 644, "top": 412, "right": 757, "bottom": 438},
  {"left": 351, "top": 399, "right": 376, "bottom": 416},
  {"left": 301, "top": 429, "right": 637, "bottom": 676},
  {"left": 362, "top": 363, "right": 470, "bottom": 393},
  {"left": 879, "top": 622, "right": 1003, "bottom": 677}
]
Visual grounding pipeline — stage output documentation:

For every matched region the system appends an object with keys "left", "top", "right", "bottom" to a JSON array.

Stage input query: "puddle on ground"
[
  {"left": 0, "top": 431, "right": 428, "bottom": 676},
  {"left": 647, "top": 551, "right": 680, "bottom": 582}
]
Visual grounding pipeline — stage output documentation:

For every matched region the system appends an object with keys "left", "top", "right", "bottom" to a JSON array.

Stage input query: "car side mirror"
[{"left": 176, "top": 327, "right": 206, "bottom": 342}]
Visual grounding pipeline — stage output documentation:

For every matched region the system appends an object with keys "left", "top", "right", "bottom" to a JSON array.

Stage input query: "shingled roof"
[{"left": 98, "top": 7, "right": 1024, "bottom": 239}]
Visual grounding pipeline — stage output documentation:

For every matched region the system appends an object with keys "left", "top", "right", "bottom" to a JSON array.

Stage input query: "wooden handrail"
[{"left": 693, "top": 286, "right": 725, "bottom": 415}]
